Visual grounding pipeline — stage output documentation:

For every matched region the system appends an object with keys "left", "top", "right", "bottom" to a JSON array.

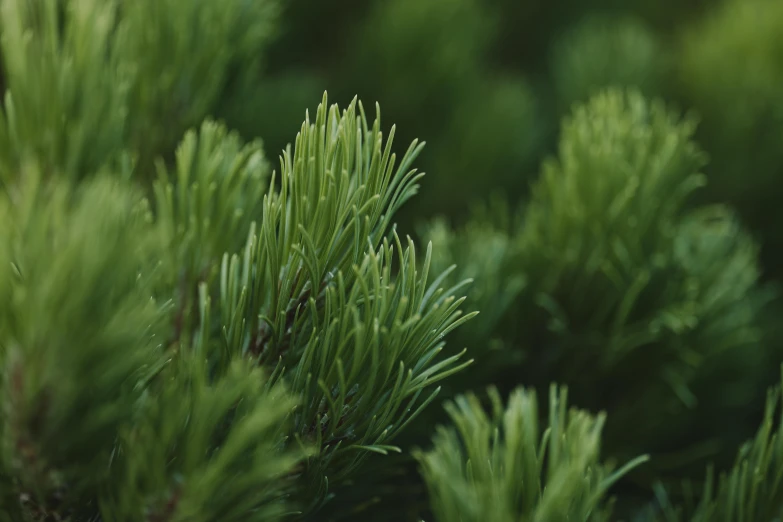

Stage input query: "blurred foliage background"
[{"left": 236, "top": 0, "right": 781, "bottom": 259}]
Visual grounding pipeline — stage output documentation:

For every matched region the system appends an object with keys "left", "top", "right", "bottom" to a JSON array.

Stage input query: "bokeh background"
[{"left": 222, "top": 0, "right": 781, "bottom": 278}]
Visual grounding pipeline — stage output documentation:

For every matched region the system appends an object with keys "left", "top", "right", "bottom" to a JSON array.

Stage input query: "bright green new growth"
[
  {"left": 212, "top": 95, "right": 476, "bottom": 508},
  {"left": 416, "top": 385, "right": 648, "bottom": 522}
]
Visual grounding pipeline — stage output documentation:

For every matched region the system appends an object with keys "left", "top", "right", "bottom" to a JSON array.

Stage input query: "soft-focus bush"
[
  {"left": 551, "top": 15, "right": 666, "bottom": 109},
  {"left": 677, "top": 0, "right": 783, "bottom": 278}
]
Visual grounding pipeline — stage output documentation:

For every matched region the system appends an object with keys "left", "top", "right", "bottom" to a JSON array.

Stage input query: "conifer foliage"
[
  {"left": 0, "top": 1, "right": 475, "bottom": 519},
  {"left": 422, "top": 90, "right": 772, "bottom": 458},
  {"left": 0, "top": 0, "right": 782, "bottom": 521},
  {"left": 416, "top": 385, "right": 649, "bottom": 522}
]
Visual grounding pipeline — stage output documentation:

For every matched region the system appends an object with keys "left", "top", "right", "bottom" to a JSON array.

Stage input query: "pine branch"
[
  {"left": 640, "top": 366, "right": 783, "bottom": 522},
  {"left": 152, "top": 120, "right": 271, "bottom": 350},
  {"left": 116, "top": 0, "right": 282, "bottom": 168},
  {"left": 0, "top": 0, "right": 129, "bottom": 181},
  {"left": 99, "top": 352, "right": 307, "bottom": 522},
  {"left": 0, "top": 167, "right": 169, "bottom": 515},
  {"left": 0, "top": 0, "right": 281, "bottom": 183},
  {"left": 416, "top": 384, "right": 649, "bottom": 522},
  {"left": 212, "top": 94, "right": 477, "bottom": 510},
  {"left": 423, "top": 88, "right": 773, "bottom": 460}
]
